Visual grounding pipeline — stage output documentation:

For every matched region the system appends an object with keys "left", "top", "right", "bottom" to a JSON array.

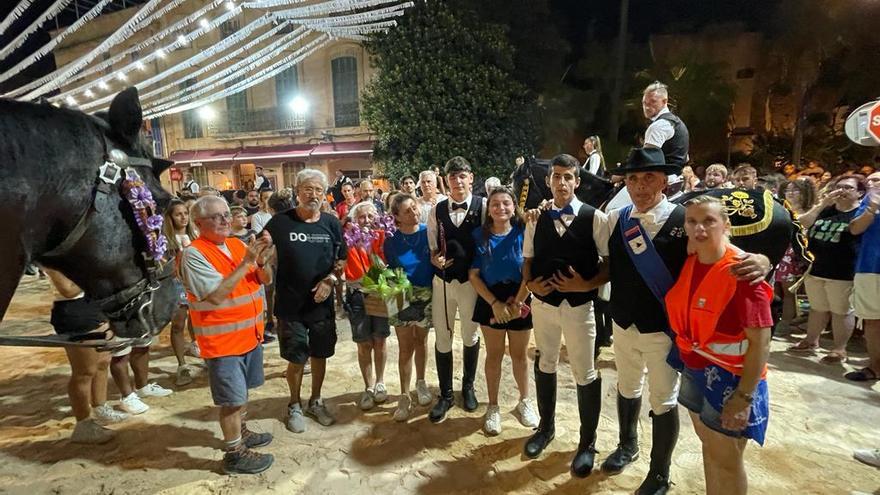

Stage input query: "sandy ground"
[{"left": 0, "top": 275, "right": 879, "bottom": 495}]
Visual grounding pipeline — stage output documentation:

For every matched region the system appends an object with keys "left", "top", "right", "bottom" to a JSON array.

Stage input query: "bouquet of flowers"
[{"left": 343, "top": 213, "right": 412, "bottom": 302}]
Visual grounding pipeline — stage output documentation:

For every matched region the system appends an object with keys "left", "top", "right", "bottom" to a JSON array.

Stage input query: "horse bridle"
[{"left": 41, "top": 133, "right": 173, "bottom": 342}]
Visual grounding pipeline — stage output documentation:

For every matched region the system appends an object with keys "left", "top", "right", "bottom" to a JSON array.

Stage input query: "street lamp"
[
  {"left": 289, "top": 95, "right": 309, "bottom": 114},
  {"left": 198, "top": 106, "right": 216, "bottom": 121}
]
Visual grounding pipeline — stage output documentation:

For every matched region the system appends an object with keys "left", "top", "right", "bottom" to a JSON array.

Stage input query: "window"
[
  {"left": 220, "top": 19, "right": 240, "bottom": 39},
  {"left": 331, "top": 56, "right": 359, "bottom": 127},
  {"left": 225, "top": 79, "right": 248, "bottom": 133},
  {"left": 341, "top": 169, "right": 371, "bottom": 180},
  {"left": 180, "top": 79, "right": 203, "bottom": 139},
  {"left": 275, "top": 65, "right": 299, "bottom": 106},
  {"left": 189, "top": 166, "right": 208, "bottom": 186},
  {"left": 283, "top": 161, "right": 305, "bottom": 187}
]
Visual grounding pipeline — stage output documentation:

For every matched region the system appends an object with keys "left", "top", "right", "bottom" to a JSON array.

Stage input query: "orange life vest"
[
  {"left": 186, "top": 237, "right": 264, "bottom": 359},
  {"left": 665, "top": 245, "right": 771, "bottom": 377}
]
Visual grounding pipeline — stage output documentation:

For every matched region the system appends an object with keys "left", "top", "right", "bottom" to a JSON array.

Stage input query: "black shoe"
[
  {"left": 570, "top": 377, "right": 602, "bottom": 478},
  {"left": 262, "top": 331, "right": 277, "bottom": 344},
  {"left": 242, "top": 426, "right": 273, "bottom": 448},
  {"left": 524, "top": 351, "right": 557, "bottom": 459},
  {"left": 601, "top": 393, "right": 642, "bottom": 474},
  {"left": 429, "top": 395, "right": 454, "bottom": 423},
  {"left": 222, "top": 445, "right": 274, "bottom": 474},
  {"left": 636, "top": 472, "right": 671, "bottom": 495},
  {"left": 461, "top": 341, "right": 480, "bottom": 412}
]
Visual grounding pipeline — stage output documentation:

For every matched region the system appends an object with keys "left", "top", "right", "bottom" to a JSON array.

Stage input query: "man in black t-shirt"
[{"left": 264, "top": 169, "right": 347, "bottom": 434}]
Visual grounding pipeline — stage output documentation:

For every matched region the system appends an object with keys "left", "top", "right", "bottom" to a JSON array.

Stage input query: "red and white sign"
[
  {"left": 169, "top": 168, "right": 183, "bottom": 181},
  {"left": 869, "top": 101, "right": 880, "bottom": 142}
]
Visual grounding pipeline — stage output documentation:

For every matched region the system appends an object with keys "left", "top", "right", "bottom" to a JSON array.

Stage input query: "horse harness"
[{"left": 14, "top": 134, "right": 174, "bottom": 349}]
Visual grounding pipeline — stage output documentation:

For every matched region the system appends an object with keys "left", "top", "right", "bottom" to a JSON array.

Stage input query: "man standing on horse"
[{"left": 180, "top": 195, "right": 275, "bottom": 475}]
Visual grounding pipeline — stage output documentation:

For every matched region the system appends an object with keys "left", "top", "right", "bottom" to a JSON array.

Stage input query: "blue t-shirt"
[
  {"left": 855, "top": 197, "right": 880, "bottom": 274},
  {"left": 470, "top": 224, "right": 525, "bottom": 286},
  {"left": 383, "top": 224, "right": 433, "bottom": 288}
]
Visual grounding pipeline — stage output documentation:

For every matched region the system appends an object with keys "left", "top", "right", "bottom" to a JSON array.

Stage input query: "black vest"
[
  {"left": 656, "top": 112, "right": 689, "bottom": 167},
  {"left": 609, "top": 205, "right": 688, "bottom": 333},
  {"left": 530, "top": 203, "right": 601, "bottom": 307},
  {"left": 256, "top": 174, "right": 272, "bottom": 191},
  {"left": 435, "top": 196, "right": 483, "bottom": 283}
]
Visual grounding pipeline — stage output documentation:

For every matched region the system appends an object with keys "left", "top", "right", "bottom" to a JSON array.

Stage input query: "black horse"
[
  {"left": 0, "top": 87, "right": 177, "bottom": 341},
  {"left": 511, "top": 156, "right": 616, "bottom": 209}
]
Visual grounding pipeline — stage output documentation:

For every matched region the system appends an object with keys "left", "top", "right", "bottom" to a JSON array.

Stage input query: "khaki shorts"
[
  {"left": 804, "top": 275, "right": 853, "bottom": 315},
  {"left": 854, "top": 273, "right": 880, "bottom": 320}
]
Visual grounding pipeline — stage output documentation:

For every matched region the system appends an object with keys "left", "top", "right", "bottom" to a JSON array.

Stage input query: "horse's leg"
[{"left": 0, "top": 241, "right": 26, "bottom": 321}]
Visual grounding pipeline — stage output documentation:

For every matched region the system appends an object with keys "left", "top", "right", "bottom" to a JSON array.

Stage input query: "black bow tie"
[{"left": 451, "top": 201, "right": 468, "bottom": 211}]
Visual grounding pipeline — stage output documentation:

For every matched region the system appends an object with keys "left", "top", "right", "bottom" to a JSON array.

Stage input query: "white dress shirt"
[
  {"left": 524, "top": 197, "right": 608, "bottom": 257},
  {"left": 644, "top": 106, "right": 675, "bottom": 149},
  {"left": 427, "top": 193, "right": 487, "bottom": 251},
  {"left": 585, "top": 152, "right": 602, "bottom": 175},
  {"left": 596, "top": 196, "right": 677, "bottom": 257}
]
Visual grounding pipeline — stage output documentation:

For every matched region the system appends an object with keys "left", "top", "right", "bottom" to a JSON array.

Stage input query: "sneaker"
[
  {"left": 393, "top": 394, "right": 411, "bottom": 422},
  {"left": 186, "top": 342, "right": 201, "bottom": 358},
  {"left": 70, "top": 418, "right": 114, "bottom": 444},
  {"left": 484, "top": 405, "right": 502, "bottom": 436},
  {"left": 306, "top": 398, "right": 335, "bottom": 426},
  {"left": 92, "top": 403, "right": 129, "bottom": 424},
  {"left": 120, "top": 392, "right": 149, "bottom": 415},
  {"left": 854, "top": 448, "right": 880, "bottom": 468},
  {"left": 222, "top": 444, "right": 274, "bottom": 475},
  {"left": 137, "top": 382, "right": 173, "bottom": 398},
  {"left": 286, "top": 402, "right": 305, "bottom": 433},
  {"left": 241, "top": 424, "right": 273, "bottom": 448},
  {"left": 516, "top": 398, "right": 539, "bottom": 428},
  {"left": 175, "top": 365, "right": 194, "bottom": 387},
  {"left": 262, "top": 331, "right": 277, "bottom": 344},
  {"left": 415, "top": 380, "right": 432, "bottom": 406},
  {"left": 359, "top": 390, "right": 376, "bottom": 411},
  {"left": 374, "top": 383, "right": 388, "bottom": 403}
]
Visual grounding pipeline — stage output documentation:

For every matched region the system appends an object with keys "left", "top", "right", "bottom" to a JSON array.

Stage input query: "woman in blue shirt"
[
  {"left": 384, "top": 193, "right": 434, "bottom": 421},
  {"left": 469, "top": 187, "right": 536, "bottom": 435}
]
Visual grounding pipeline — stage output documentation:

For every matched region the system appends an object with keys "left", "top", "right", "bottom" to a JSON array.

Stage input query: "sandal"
[
  {"left": 820, "top": 351, "right": 847, "bottom": 364},
  {"left": 845, "top": 367, "right": 879, "bottom": 382},
  {"left": 788, "top": 340, "right": 818, "bottom": 353}
]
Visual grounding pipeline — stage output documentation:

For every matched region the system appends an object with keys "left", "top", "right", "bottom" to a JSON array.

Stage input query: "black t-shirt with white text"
[
  {"left": 807, "top": 206, "right": 861, "bottom": 280},
  {"left": 265, "top": 209, "right": 347, "bottom": 321}
]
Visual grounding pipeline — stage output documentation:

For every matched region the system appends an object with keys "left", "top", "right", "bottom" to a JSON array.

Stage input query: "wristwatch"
[{"left": 734, "top": 390, "right": 754, "bottom": 403}]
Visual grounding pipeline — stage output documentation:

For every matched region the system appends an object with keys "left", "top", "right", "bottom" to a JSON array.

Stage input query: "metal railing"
[{"left": 206, "top": 107, "right": 307, "bottom": 136}]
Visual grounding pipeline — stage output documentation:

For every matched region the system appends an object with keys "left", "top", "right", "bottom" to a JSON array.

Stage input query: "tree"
[{"left": 362, "top": 1, "right": 539, "bottom": 180}]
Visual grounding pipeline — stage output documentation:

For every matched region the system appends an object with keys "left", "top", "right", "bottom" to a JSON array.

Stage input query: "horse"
[
  {"left": 0, "top": 87, "right": 178, "bottom": 342},
  {"left": 511, "top": 156, "right": 616, "bottom": 210}
]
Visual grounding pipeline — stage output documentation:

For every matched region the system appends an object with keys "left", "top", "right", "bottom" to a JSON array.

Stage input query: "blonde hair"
[
  {"left": 706, "top": 163, "right": 728, "bottom": 178},
  {"left": 683, "top": 195, "right": 731, "bottom": 241}
]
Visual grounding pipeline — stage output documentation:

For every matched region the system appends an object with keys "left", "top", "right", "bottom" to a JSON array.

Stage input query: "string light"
[
  {"left": 84, "top": 89, "right": 94, "bottom": 98},
  {"left": 136, "top": 60, "right": 146, "bottom": 71},
  {"left": 199, "top": 18, "right": 210, "bottom": 30},
  {"left": 117, "top": 72, "right": 127, "bottom": 81},
  {"left": 98, "top": 80, "right": 109, "bottom": 90}
]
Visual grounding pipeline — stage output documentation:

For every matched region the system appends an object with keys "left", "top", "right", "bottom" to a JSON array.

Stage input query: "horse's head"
[
  {"left": 40, "top": 88, "right": 177, "bottom": 339},
  {"left": 511, "top": 156, "right": 551, "bottom": 210}
]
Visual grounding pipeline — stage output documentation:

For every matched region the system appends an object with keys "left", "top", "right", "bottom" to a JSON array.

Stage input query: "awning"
[
  {"left": 168, "top": 149, "right": 237, "bottom": 164},
  {"left": 235, "top": 144, "right": 315, "bottom": 162},
  {"left": 310, "top": 140, "right": 374, "bottom": 158}
]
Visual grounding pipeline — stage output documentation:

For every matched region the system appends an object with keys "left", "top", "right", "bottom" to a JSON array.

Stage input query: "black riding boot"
[
  {"left": 461, "top": 340, "right": 480, "bottom": 412},
  {"left": 571, "top": 377, "right": 602, "bottom": 478},
  {"left": 429, "top": 350, "right": 454, "bottom": 423},
  {"left": 601, "top": 393, "right": 642, "bottom": 473},
  {"left": 636, "top": 406, "right": 679, "bottom": 495},
  {"left": 524, "top": 353, "right": 556, "bottom": 458}
]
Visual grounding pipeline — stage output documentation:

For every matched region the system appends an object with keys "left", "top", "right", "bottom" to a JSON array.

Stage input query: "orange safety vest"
[
  {"left": 186, "top": 237, "right": 264, "bottom": 359},
  {"left": 665, "top": 246, "right": 771, "bottom": 377}
]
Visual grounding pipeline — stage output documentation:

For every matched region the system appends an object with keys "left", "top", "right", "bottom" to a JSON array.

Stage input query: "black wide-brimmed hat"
[{"left": 614, "top": 147, "right": 681, "bottom": 175}]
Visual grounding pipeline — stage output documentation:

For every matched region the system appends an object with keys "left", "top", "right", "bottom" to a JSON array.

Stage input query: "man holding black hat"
[
  {"left": 595, "top": 148, "right": 771, "bottom": 495},
  {"left": 522, "top": 153, "right": 609, "bottom": 478},
  {"left": 426, "top": 156, "right": 487, "bottom": 423}
]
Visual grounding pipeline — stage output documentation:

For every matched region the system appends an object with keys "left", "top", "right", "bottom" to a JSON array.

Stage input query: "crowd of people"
[{"left": 34, "top": 81, "right": 880, "bottom": 494}]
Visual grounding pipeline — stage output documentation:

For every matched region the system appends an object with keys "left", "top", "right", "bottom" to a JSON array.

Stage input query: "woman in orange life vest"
[{"left": 665, "top": 195, "right": 773, "bottom": 495}]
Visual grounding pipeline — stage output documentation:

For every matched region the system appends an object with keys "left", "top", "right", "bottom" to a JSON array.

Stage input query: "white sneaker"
[
  {"left": 415, "top": 379, "right": 432, "bottom": 406},
  {"left": 484, "top": 405, "right": 502, "bottom": 435},
  {"left": 854, "top": 448, "right": 880, "bottom": 468},
  {"left": 374, "top": 382, "right": 388, "bottom": 403},
  {"left": 137, "top": 382, "right": 173, "bottom": 398},
  {"left": 92, "top": 403, "right": 129, "bottom": 424},
  {"left": 393, "top": 394, "right": 411, "bottom": 422},
  {"left": 70, "top": 418, "right": 114, "bottom": 444},
  {"left": 186, "top": 342, "right": 201, "bottom": 358},
  {"left": 516, "top": 398, "right": 539, "bottom": 428},
  {"left": 120, "top": 392, "right": 149, "bottom": 415}
]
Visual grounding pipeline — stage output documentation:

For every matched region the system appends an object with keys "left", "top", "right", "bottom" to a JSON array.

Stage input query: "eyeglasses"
[
  {"left": 203, "top": 212, "right": 232, "bottom": 222},
  {"left": 835, "top": 184, "right": 857, "bottom": 191}
]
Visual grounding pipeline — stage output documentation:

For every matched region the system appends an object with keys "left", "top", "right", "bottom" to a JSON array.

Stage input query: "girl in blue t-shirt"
[
  {"left": 383, "top": 193, "right": 434, "bottom": 421},
  {"left": 468, "top": 187, "right": 536, "bottom": 436}
]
